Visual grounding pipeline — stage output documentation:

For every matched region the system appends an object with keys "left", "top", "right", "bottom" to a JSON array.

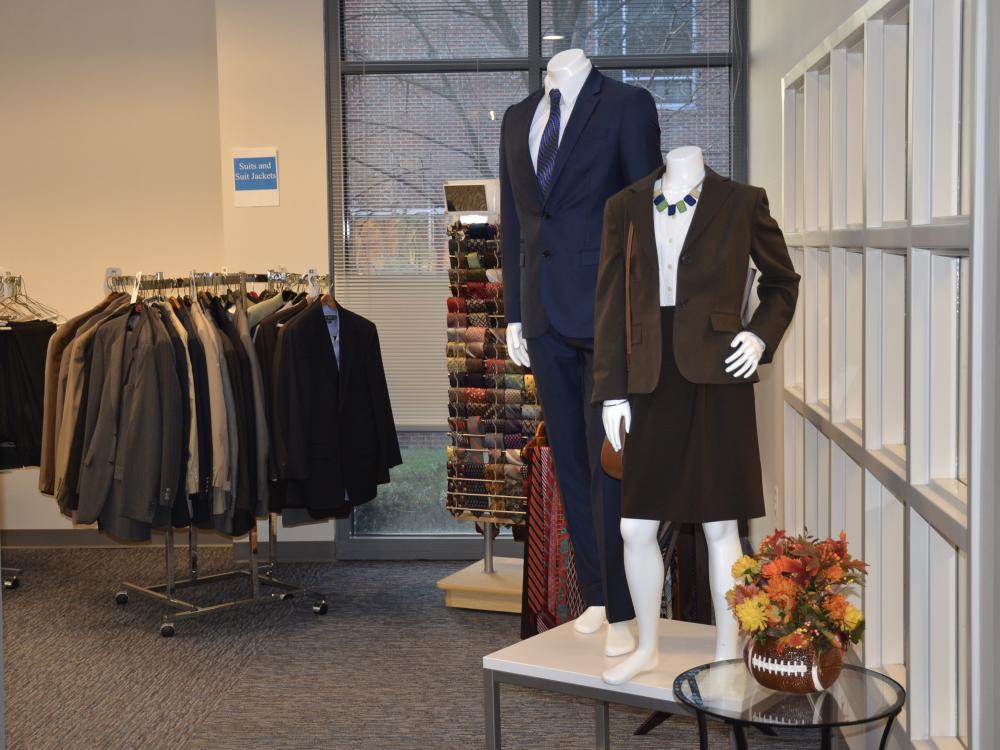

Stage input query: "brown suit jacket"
[
  {"left": 593, "top": 166, "right": 799, "bottom": 402},
  {"left": 37, "top": 293, "right": 121, "bottom": 494}
]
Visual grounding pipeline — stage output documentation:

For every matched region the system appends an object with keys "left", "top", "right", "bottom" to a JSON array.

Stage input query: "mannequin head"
[
  {"left": 546, "top": 48, "right": 592, "bottom": 88},
  {"left": 662, "top": 146, "right": 706, "bottom": 195}
]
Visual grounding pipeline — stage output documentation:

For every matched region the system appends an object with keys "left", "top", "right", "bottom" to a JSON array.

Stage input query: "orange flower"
[
  {"left": 762, "top": 555, "right": 805, "bottom": 582},
  {"left": 823, "top": 564, "right": 845, "bottom": 583},
  {"left": 766, "top": 574, "right": 799, "bottom": 599},
  {"left": 823, "top": 593, "right": 849, "bottom": 623}
]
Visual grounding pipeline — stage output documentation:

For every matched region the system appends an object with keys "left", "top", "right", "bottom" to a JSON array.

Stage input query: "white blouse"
[{"left": 653, "top": 177, "right": 699, "bottom": 307}]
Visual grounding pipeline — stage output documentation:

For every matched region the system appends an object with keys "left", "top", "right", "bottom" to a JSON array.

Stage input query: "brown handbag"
[{"left": 599, "top": 221, "right": 635, "bottom": 481}]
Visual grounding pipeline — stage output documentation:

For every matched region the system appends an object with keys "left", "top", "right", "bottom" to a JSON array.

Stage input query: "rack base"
[
  {"left": 115, "top": 517, "right": 327, "bottom": 636},
  {"left": 437, "top": 557, "right": 523, "bottom": 614}
]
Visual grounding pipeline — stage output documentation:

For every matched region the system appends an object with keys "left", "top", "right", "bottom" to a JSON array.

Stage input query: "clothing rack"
[
  {"left": 1, "top": 273, "right": 61, "bottom": 588},
  {"left": 104, "top": 267, "right": 329, "bottom": 636}
]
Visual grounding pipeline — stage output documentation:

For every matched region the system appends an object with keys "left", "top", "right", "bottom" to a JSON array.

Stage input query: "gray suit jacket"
[
  {"left": 76, "top": 307, "right": 183, "bottom": 539},
  {"left": 234, "top": 301, "right": 269, "bottom": 516},
  {"left": 53, "top": 297, "right": 131, "bottom": 508}
]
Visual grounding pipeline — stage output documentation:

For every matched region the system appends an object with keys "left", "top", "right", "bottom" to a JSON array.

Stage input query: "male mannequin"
[
  {"left": 500, "top": 49, "right": 662, "bottom": 655},
  {"left": 594, "top": 146, "right": 796, "bottom": 685}
]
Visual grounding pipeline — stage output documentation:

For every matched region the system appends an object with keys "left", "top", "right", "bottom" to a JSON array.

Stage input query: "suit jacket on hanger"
[
  {"left": 188, "top": 299, "right": 234, "bottom": 517},
  {"left": 54, "top": 297, "right": 132, "bottom": 512},
  {"left": 273, "top": 300, "right": 401, "bottom": 518},
  {"left": 592, "top": 166, "right": 800, "bottom": 401},
  {"left": 234, "top": 300, "right": 269, "bottom": 517},
  {"left": 38, "top": 293, "right": 120, "bottom": 493},
  {"left": 254, "top": 297, "right": 307, "bottom": 512},
  {"left": 173, "top": 302, "right": 214, "bottom": 524},
  {"left": 76, "top": 306, "right": 183, "bottom": 540}
]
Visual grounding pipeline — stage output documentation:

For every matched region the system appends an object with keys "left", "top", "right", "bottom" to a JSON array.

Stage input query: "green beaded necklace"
[{"left": 653, "top": 180, "right": 702, "bottom": 216}]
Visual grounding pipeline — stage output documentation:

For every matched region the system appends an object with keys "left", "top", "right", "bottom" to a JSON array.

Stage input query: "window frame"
[{"left": 323, "top": 0, "right": 749, "bottom": 559}]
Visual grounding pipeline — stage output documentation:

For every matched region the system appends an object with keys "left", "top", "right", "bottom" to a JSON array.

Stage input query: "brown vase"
[{"left": 744, "top": 636, "right": 844, "bottom": 693}]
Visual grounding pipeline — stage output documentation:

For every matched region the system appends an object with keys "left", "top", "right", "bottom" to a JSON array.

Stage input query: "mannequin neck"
[
  {"left": 545, "top": 49, "right": 592, "bottom": 97},
  {"left": 662, "top": 146, "right": 706, "bottom": 197}
]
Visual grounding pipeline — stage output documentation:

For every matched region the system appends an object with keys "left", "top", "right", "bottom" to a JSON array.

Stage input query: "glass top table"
[{"left": 673, "top": 660, "right": 905, "bottom": 750}]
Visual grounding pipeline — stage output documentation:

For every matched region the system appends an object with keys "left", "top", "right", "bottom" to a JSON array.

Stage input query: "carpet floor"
[{"left": 2, "top": 549, "right": 819, "bottom": 749}]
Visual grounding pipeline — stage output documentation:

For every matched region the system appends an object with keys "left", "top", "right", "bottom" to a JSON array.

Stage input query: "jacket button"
[
  {"left": 542, "top": 212, "right": 551, "bottom": 220},
  {"left": 680, "top": 254, "right": 691, "bottom": 265},
  {"left": 680, "top": 298, "right": 689, "bottom": 308},
  {"left": 542, "top": 250, "right": 552, "bottom": 258}
]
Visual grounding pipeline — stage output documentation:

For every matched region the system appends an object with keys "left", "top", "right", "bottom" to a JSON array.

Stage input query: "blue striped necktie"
[{"left": 536, "top": 88, "right": 562, "bottom": 196}]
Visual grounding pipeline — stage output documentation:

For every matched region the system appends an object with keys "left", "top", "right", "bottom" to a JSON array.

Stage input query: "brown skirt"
[{"left": 621, "top": 306, "right": 765, "bottom": 523}]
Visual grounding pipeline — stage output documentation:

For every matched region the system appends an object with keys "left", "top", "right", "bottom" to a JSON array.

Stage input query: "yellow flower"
[
  {"left": 732, "top": 554, "right": 761, "bottom": 582},
  {"left": 843, "top": 603, "right": 864, "bottom": 632},
  {"left": 734, "top": 593, "right": 771, "bottom": 632}
]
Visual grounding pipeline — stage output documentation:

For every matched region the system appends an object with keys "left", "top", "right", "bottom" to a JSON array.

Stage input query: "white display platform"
[
  {"left": 482, "top": 618, "right": 717, "bottom": 749},
  {"left": 436, "top": 557, "right": 523, "bottom": 613}
]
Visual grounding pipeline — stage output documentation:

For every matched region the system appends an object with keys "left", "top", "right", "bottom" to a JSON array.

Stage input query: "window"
[{"left": 327, "top": 0, "right": 747, "bottom": 543}]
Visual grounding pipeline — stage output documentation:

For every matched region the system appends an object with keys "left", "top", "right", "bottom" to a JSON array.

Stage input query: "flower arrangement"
[{"left": 727, "top": 529, "right": 868, "bottom": 654}]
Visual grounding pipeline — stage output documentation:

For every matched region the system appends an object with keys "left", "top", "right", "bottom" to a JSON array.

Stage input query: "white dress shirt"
[
  {"left": 528, "top": 64, "right": 592, "bottom": 170},
  {"left": 653, "top": 177, "right": 700, "bottom": 306}
]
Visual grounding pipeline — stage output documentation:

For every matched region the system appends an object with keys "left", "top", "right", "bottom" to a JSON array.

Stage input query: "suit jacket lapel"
[
  {"left": 680, "top": 167, "right": 736, "bottom": 256},
  {"left": 542, "top": 68, "right": 603, "bottom": 205},
  {"left": 625, "top": 165, "right": 665, "bottom": 271},
  {"left": 512, "top": 90, "right": 544, "bottom": 208}
]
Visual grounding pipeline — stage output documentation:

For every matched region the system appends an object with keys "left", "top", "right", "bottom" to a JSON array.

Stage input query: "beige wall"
[
  {"left": 0, "top": 0, "right": 330, "bottom": 535},
  {"left": 215, "top": 0, "right": 329, "bottom": 273},
  {"left": 747, "top": 0, "right": 869, "bottom": 540},
  {"left": 0, "top": 0, "right": 225, "bottom": 531},
  {"left": 214, "top": 0, "right": 331, "bottom": 543}
]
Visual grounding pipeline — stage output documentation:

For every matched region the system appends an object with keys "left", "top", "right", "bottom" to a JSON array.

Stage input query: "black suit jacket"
[
  {"left": 593, "top": 167, "right": 800, "bottom": 401},
  {"left": 274, "top": 300, "right": 401, "bottom": 518},
  {"left": 500, "top": 68, "right": 662, "bottom": 339}
]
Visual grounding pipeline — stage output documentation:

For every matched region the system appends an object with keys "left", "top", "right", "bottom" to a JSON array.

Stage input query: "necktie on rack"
[{"left": 536, "top": 88, "right": 562, "bottom": 196}]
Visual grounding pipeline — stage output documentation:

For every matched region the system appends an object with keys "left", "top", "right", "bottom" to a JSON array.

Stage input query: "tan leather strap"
[{"left": 625, "top": 222, "right": 635, "bottom": 370}]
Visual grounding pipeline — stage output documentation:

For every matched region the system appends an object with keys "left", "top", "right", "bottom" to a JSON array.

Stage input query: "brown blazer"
[
  {"left": 593, "top": 166, "right": 799, "bottom": 402},
  {"left": 37, "top": 293, "right": 122, "bottom": 494}
]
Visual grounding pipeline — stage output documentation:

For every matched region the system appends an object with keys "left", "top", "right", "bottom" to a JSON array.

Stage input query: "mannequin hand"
[
  {"left": 602, "top": 400, "right": 631, "bottom": 452},
  {"left": 506, "top": 322, "right": 531, "bottom": 368},
  {"left": 725, "top": 331, "right": 766, "bottom": 379}
]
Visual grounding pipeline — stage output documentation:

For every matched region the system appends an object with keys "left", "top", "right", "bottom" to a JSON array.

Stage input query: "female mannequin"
[{"left": 592, "top": 146, "right": 799, "bottom": 685}]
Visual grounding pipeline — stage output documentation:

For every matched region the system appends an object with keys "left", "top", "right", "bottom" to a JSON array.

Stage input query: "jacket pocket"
[
  {"left": 519, "top": 253, "right": 526, "bottom": 267},
  {"left": 710, "top": 312, "right": 742, "bottom": 333}
]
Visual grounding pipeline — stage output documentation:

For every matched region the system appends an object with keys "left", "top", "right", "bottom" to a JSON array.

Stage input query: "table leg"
[
  {"left": 484, "top": 670, "right": 501, "bottom": 750},
  {"left": 595, "top": 701, "right": 610, "bottom": 750},
  {"left": 696, "top": 712, "right": 709, "bottom": 750},
  {"left": 730, "top": 723, "right": 749, "bottom": 750},
  {"left": 821, "top": 726, "right": 832, "bottom": 750},
  {"left": 879, "top": 714, "right": 898, "bottom": 750}
]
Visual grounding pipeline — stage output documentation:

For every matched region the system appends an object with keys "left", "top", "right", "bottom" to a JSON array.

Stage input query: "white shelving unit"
[{"left": 779, "top": 1, "right": 981, "bottom": 747}]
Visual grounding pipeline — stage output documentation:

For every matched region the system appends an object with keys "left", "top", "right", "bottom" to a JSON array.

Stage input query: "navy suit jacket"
[{"left": 500, "top": 69, "right": 662, "bottom": 340}]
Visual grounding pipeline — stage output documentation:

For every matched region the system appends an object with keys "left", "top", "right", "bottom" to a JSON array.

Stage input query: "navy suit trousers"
[{"left": 527, "top": 328, "right": 634, "bottom": 623}]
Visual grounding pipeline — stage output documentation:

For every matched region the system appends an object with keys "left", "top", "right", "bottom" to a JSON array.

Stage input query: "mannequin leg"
[
  {"left": 703, "top": 519, "right": 742, "bottom": 661},
  {"left": 602, "top": 518, "right": 661, "bottom": 684},
  {"left": 574, "top": 605, "right": 606, "bottom": 634}
]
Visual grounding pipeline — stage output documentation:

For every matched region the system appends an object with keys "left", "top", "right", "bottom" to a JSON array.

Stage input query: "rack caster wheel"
[
  {"left": 312, "top": 601, "right": 328, "bottom": 615},
  {"left": 160, "top": 623, "right": 176, "bottom": 638},
  {"left": 280, "top": 592, "right": 294, "bottom": 601},
  {"left": 114, "top": 591, "right": 129, "bottom": 605},
  {"left": 4, "top": 577, "right": 19, "bottom": 590}
]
